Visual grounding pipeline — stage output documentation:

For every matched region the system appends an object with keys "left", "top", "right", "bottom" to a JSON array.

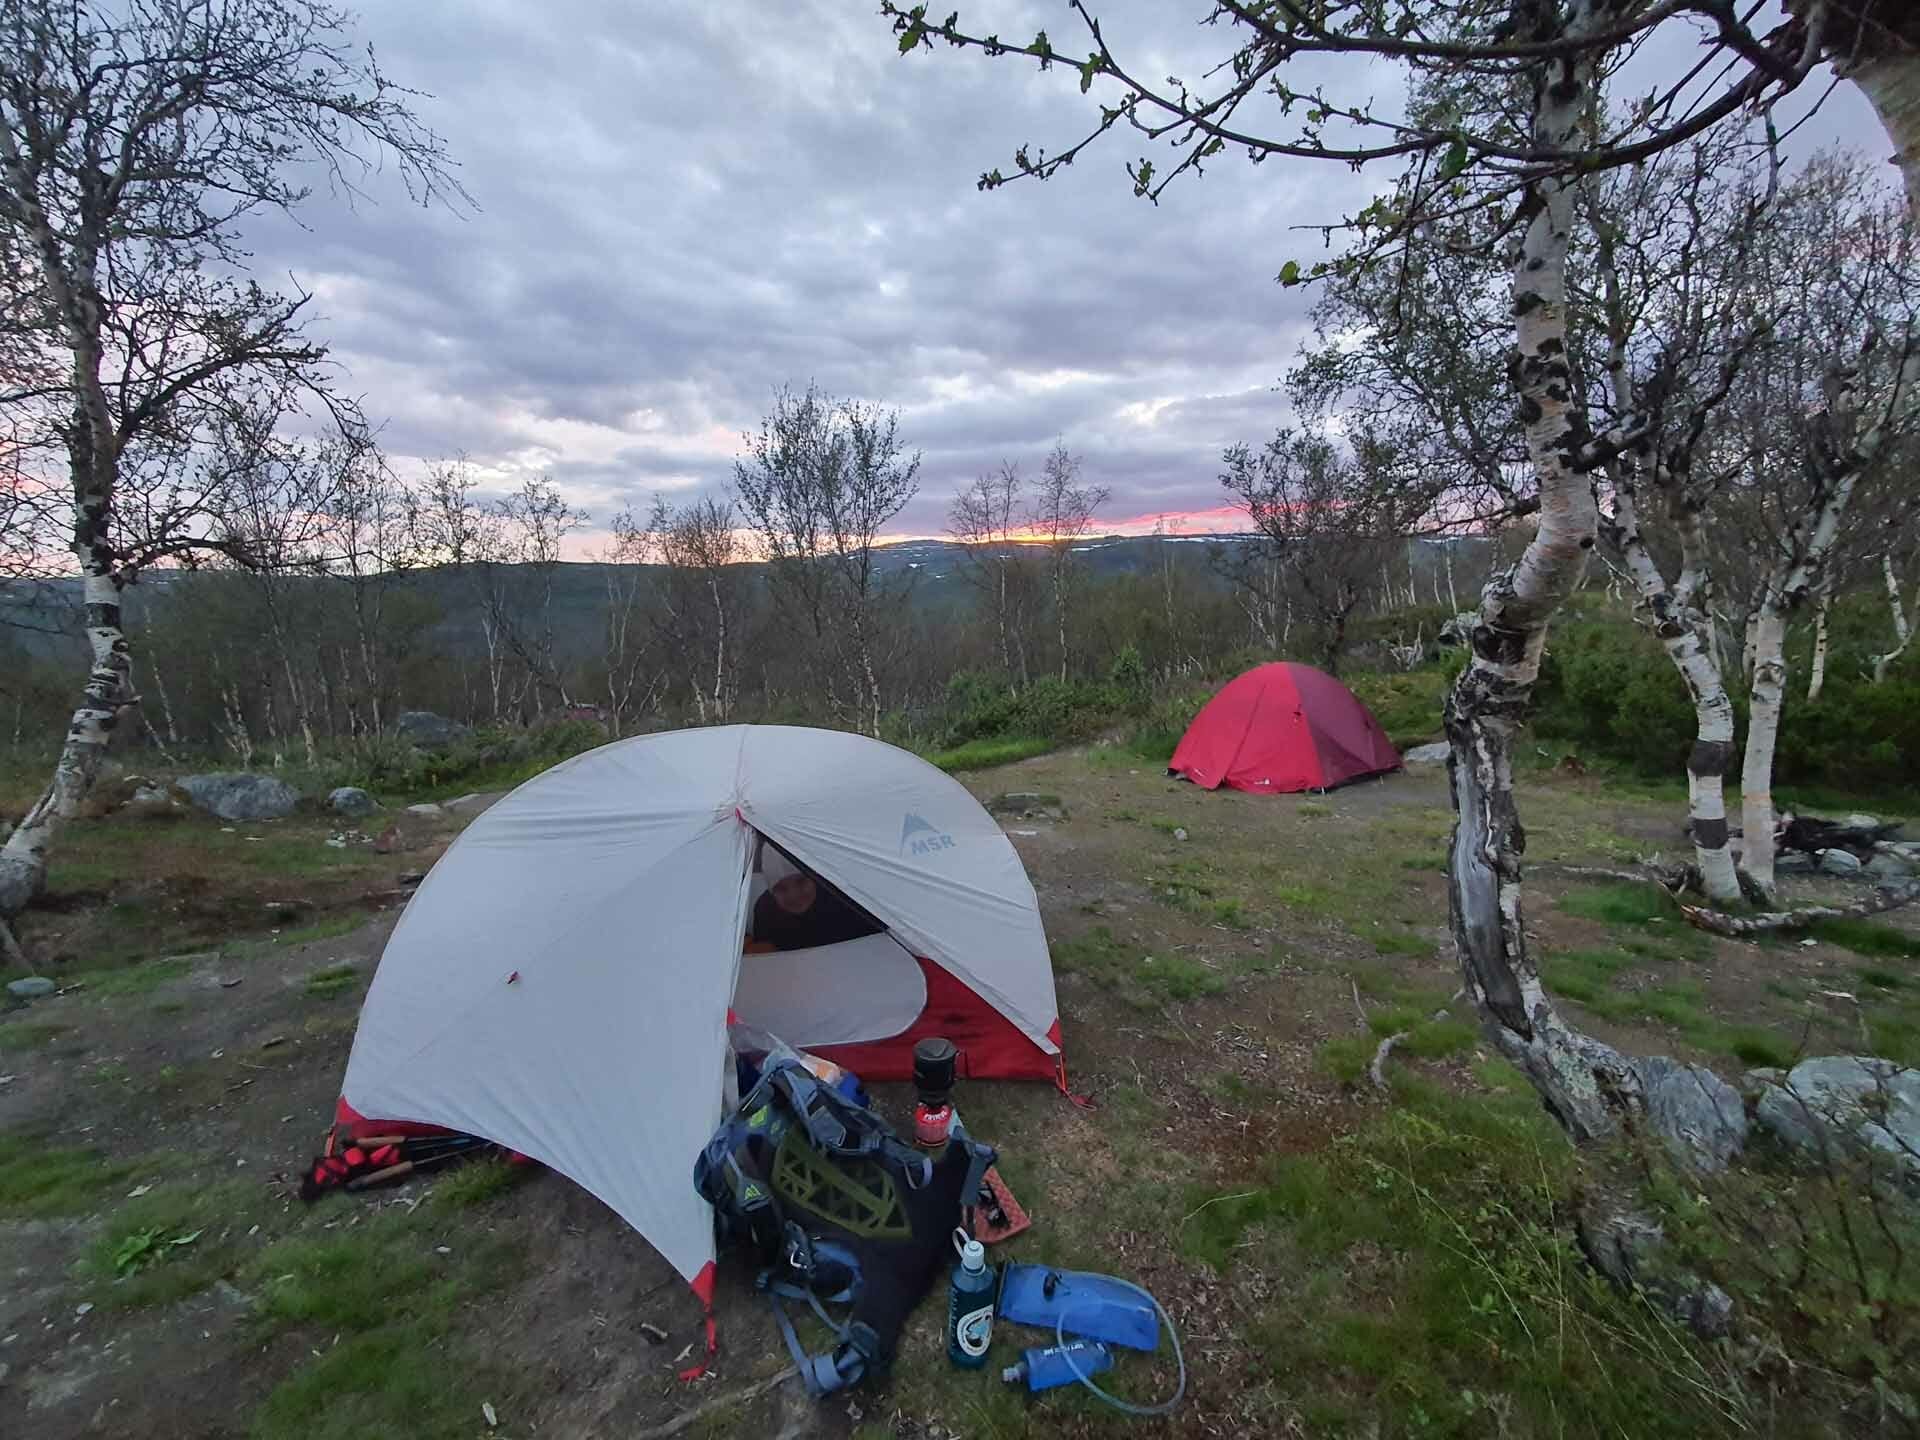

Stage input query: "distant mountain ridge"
[{"left": 0, "top": 532, "right": 1267, "bottom": 662}]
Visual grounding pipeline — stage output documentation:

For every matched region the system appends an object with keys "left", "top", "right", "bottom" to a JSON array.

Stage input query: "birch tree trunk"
[
  {"left": 1606, "top": 482, "right": 1743, "bottom": 903},
  {"left": 1742, "top": 589, "right": 1792, "bottom": 895},
  {"left": 1875, "top": 551, "right": 1912, "bottom": 681},
  {"left": 1054, "top": 560, "right": 1069, "bottom": 682},
  {"left": 1806, "top": 584, "right": 1831, "bottom": 701},
  {"left": 1834, "top": 9, "right": 1920, "bottom": 224},
  {"left": 710, "top": 573, "right": 729, "bottom": 722},
  {"left": 1737, "top": 346, "right": 1913, "bottom": 893},
  {"left": 1445, "top": 30, "right": 1641, "bottom": 1143}
]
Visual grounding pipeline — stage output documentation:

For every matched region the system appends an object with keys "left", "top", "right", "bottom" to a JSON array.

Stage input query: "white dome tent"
[{"left": 336, "top": 725, "right": 1063, "bottom": 1311}]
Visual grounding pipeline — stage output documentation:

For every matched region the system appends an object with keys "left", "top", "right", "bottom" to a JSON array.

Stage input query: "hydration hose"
[{"left": 1053, "top": 1277, "right": 1186, "bottom": 1417}]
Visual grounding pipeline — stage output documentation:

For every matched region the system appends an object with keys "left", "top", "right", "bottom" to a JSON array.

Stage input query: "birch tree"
[
  {"left": 948, "top": 462, "right": 1035, "bottom": 681},
  {"left": 734, "top": 384, "right": 919, "bottom": 736},
  {"left": 1220, "top": 428, "right": 1420, "bottom": 675},
  {"left": 1577, "top": 139, "right": 1777, "bottom": 904},
  {"left": 1025, "top": 440, "right": 1108, "bottom": 681},
  {"left": 1711, "top": 162, "right": 1920, "bottom": 895},
  {"left": 0, "top": 0, "right": 458, "bottom": 921},
  {"left": 650, "top": 494, "right": 740, "bottom": 725}
]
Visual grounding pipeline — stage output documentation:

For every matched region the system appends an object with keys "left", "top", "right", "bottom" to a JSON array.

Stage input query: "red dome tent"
[{"left": 1170, "top": 662, "right": 1401, "bottom": 794}]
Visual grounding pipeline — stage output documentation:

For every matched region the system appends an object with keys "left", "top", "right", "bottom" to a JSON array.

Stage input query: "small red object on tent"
[{"left": 1170, "top": 662, "right": 1400, "bottom": 794}]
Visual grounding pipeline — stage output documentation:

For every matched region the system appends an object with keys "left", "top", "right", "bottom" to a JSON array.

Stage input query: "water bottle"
[
  {"left": 945, "top": 1228, "right": 995, "bottom": 1368},
  {"left": 1002, "top": 1339, "right": 1115, "bottom": 1393}
]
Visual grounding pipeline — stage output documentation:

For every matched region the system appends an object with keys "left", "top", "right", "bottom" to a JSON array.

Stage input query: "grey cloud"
[{"left": 241, "top": 2, "right": 1894, "bottom": 538}]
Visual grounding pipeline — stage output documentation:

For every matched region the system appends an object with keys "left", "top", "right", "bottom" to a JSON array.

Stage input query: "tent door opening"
[{"left": 731, "top": 833, "right": 928, "bottom": 1050}]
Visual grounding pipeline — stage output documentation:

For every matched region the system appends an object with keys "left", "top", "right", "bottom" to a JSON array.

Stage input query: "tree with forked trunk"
[{"left": 0, "top": 0, "right": 460, "bottom": 924}]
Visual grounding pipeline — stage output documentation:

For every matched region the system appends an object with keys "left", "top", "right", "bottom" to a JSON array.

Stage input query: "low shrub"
[{"left": 935, "top": 671, "right": 1148, "bottom": 750}]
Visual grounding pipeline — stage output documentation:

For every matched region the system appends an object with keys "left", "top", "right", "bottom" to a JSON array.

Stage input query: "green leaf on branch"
[{"left": 896, "top": 4, "right": 928, "bottom": 52}]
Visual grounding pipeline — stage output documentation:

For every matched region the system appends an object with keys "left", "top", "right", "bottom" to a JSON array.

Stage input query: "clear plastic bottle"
[{"left": 946, "top": 1228, "right": 995, "bottom": 1368}]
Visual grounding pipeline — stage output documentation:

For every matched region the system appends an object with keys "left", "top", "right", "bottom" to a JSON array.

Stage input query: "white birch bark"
[
  {"left": 1445, "top": 23, "right": 1640, "bottom": 1142},
  {"left": 1841, "top": 22, "right": 1920, "bottom": 226},
  {"left": 710, "top": 573, "right": 730, "bottom": 723},
  {"left": 1739, "top": 346, "right": 1916, "bottom": 893},
  {"left": 1607, "top": 480, "right": 1744, "bottom": 903},
  {"left": 1806, "top": 584, "right": 1831, "bottom": 701},
  {"left": 1874, "top": 551, "right": 1912, "bottom": 681}
]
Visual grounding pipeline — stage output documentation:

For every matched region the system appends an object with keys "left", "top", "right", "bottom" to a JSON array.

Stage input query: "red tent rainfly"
[{"left": 1170, "top": 662, "right": 1401, "bottom": 794}]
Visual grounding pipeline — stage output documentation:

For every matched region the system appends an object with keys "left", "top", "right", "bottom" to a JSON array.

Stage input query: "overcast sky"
[{"left": 245, "top": 3, "right": 1894, "bottom": 548}]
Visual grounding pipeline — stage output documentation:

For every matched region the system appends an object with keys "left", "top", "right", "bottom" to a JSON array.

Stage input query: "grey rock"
[
  {"left": 1631, "top": 1055, "right": 1748, "bottom": 1173},
  {"left": 1817, "top": 847, "right": 1863, "bottom": 876},
  {"left": 1844, "top": 813, "right": 1880, "bottom": 831},
  {"left": 328, "top": 787, "right": 375, "bottom": 817},
  {"left": 395, "top": 711, "right": 470, "bottom": 749},
  {"left": 1402, "top": 741, "right": 1451, "bottom": 765},
  {"left": 176, "top": 773, "right": 299, "bottom": 822},
  {"left": 1890, "top": 841, "right": 1920, "bottom": 863},
  {"left": 1577, "top": 1195, "right": 1734, "bottom": 1339},
  {"left": 404, "top": 803, "right": 445, "bottom": 819},
  {"left": 1756, "top": 1056, "right": 1920, "bottom": 1184},
  {"left": 123, "top": 785, "right": 180, "bottom": 817},
  {"left": 442, "top": 792, "right": 491, "bottom": 814},
  {"left": 1173, "top": 827, "right": 1189, "bottom": 842},
  {"left": 6, "top": 976, "right": 55, "bottom": 1000},
  {"left": 1774, "top": 851, "right": 1816, "bottom": 874},
  {"left": 1866, "top": 851, "right": 1915, "bottom": 882}
]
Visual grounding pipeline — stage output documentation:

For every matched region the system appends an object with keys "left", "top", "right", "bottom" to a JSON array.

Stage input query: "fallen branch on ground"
[
  {"left": 631, "top": 1366, "right": 798, "bottom": 1439},
  {"left": 1534, "top": 861, "right": 1687, "bottom": 890},
  {"left": 1679, "top": 881, "right": 1920, "bottom": 937},
  {"left": 1369, "top": 1032, "right": 1408, "bottom": 1093}
]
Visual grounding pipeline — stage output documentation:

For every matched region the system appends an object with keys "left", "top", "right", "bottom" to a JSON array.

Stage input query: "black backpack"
[{"left": 694, "top": 1059, "right": 995, "bottom": 1394}]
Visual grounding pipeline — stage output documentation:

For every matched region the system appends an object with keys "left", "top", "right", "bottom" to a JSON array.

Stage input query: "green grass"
[
  {"left": 245, "top": 1209, "right": 522, "bottom": 1440},
  {"left": 1724, "top": 1028, "right": 1797, "bottom": 1069},
  {"left": 304, "top": 963, "right": 360, "bottom": 999},
  {"left": 1146, "top": 859, "right": 1254, "bottom": 928},
  {"left": 77, "top": 1179, "right": 265, "bottom": 1310},
  {"left": 429, "top": 1156, "right": 526, "bottom": 1210},
  {"left": 1050, "top": 926, "right": 1225, "bottom": 1006},
  {"left": 1545, "top": 947, "right": 1805, "bottom": 1067},
  {"left": 1177, "top": 1077, "right": 1745, "bottom": 1437},
  {"left": 0, "top": 1018, "right": 69, "bottom": 1052},
  {"left": 1809, "top": 918, "right": 1920, "bottom": 960},
  {"left": 1297, "top": 802, "right": 1333, "bottom": 818},
  {"left": 0, "top": 1132, "right": 137, "bottom": 1217},
  {"left": 925, "top": 736, "right": 1054, "bottom": 772},
  {"left": 1559, "top": 881, "right": 1681, "bottom": 927},
  {"left": 262, "top": 911, "right": 373, "bottom": 949},
  {"left": 1370, "top": 928, "right": 1433, "bottom": 957},
  {"left": 71, "top": 953, "right": 198, "bottom": 997}
]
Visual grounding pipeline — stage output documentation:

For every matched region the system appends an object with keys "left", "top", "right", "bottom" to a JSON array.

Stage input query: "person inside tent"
[{"left": 748, "top": 843, "right": 880, "bottom": 952}]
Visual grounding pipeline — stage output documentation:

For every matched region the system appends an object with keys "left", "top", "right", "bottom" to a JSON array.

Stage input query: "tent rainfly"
[
  {"left": 1169, "top": 662, "right": 1401, "bottom": 793},
  {"left": 336, "top": 725, "right": 1063, "bottom": 1312}
]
